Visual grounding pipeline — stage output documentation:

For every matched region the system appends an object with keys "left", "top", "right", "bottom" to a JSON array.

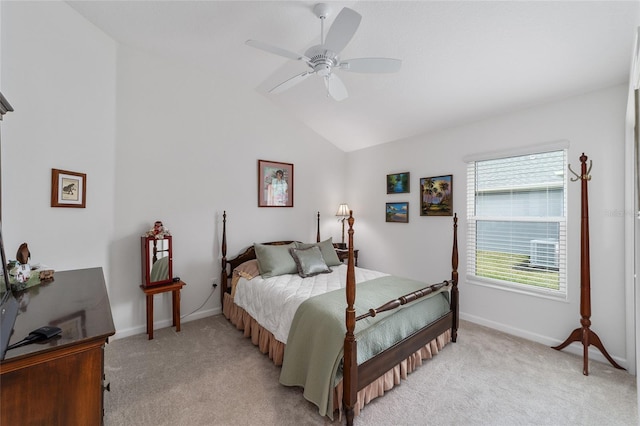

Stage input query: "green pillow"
[
  {"left": 296, "top": 238, "right": 341, "bottom": 267},
  {"left": 289, "top": 246, "right": 332, "bottom": 278},
  {"left": 254, "top": 242, "right": 297, "bottom": 278}
]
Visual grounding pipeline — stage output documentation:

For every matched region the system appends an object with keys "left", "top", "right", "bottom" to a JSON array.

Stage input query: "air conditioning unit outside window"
[{"left": 530, "top": 239, "right": 559, "bottom": 269}]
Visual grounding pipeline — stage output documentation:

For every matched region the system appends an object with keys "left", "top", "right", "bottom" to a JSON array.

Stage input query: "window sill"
[{"left": 466, "top": 275, "right": 568, "bottom": 302}]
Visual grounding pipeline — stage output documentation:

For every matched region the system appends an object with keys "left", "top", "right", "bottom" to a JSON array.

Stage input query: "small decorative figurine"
[
  {"left": 39, "top": 270, "right": 55, "bottom": 281},
  {"left": 16, "top": 243, "right": 30, "bottom": 265},
  {"left": 145, "top": 221, "right": 171, "bottom": 239},
  {"left": 15, "top": 263, "right": 31, "bottom": 283},
  {"left": 9, "top": 242, "right": 54, "bottom": 290}
]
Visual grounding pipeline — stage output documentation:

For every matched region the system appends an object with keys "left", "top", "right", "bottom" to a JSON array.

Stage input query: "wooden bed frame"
[{"left": 220, "top": 211, "right": 459, "bottom": 425}]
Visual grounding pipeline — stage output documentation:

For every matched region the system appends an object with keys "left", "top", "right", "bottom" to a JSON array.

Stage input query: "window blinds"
[{"left": 466, "top": 150, "right": 568, "bottom": 296}]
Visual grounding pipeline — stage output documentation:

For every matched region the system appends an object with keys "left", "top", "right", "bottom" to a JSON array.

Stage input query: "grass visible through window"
[{"left": 476, "top": 250, "right": 559, "bottom": 290}]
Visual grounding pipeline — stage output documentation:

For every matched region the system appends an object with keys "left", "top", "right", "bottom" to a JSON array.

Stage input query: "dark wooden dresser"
[{"left": 0, "top": 267, "right": 115, "bottom": 425}]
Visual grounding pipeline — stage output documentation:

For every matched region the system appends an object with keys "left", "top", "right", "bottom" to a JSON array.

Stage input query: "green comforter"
[{"left": 279, "top": 275, "right": 451, "bottom": 418}]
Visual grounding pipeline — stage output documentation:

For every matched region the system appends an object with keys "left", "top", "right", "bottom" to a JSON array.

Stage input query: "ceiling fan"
[{"left": 246, "top": 3, "right": 402, "bottom": 101}]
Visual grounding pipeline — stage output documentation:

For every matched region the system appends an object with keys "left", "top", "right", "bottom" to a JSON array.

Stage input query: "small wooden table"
[
  {"left": 140, "top": 280, "right": 186, "bottom": 340},
  {"left": 336, "top": 249, "right": 359, "bottom": 266}
]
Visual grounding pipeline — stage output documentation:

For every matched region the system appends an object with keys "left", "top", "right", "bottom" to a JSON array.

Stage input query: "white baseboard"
[
  {"left": 110, "top": 307, "right": 221, "bottom": 341},
  {"left": 111, "top": 309, "right": 629, "bottom": 371},
  {"left": 460, "top": 312, "right": 629, "bottom": 371}
]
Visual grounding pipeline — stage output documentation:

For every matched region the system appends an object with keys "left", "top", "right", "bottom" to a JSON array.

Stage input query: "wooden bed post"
[
  {"left": 451, "top": 213, "right": 459, "bottom": 342},
  {"left": 343, "top": 211, "right": 357, "bottom": 426},
  {"left": 220, "top": 211, "right": 228, "bottom": 305},
  {"left": 316, "top": 211, "right": 321, "bottom": 243}
]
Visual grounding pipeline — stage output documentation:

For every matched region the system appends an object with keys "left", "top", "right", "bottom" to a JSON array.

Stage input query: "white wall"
[
  {"left": 0, "top": 2, "right": 633, "bottom": 370},
  {"left": 1, "top": 1, "right": 346, "bottom": 339},
  {"left": 1, "top": 2, "right": 116, "bottom": 275},
  {"left": 110, "top": 44, "right": 346, "bottom": 336},
  {"left": 347, "top": 85, "right": 630, "bottom": 367}
]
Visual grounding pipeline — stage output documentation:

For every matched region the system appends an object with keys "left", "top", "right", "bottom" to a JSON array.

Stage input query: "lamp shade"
[{"left": 335, "top": 203, "right": 350, "bottom": 217}]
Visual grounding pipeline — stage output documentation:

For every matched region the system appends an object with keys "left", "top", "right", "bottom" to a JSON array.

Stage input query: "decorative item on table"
[
  {"left": 144, "top": 220, "right": 171, "bottom": 239},
  {"left": 335, "top": 203, "right": 350, "bottom": 249},
  {"left": 13, "top": 262, "right": 31, "bottom": 284},
  {"left": 141, "top": 221, "right": 173, "bottom": 287},
  {"left": 16, "top": 243, "right": 30, "bottom": 264},
  {"left": 38, "top": 269, "right": 55, "bottom": 281},
  {"left": 8, "top": 242, "right": 55, "bottom": 291}
]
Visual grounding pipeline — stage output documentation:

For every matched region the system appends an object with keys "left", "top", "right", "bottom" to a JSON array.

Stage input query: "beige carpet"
[{"left": 104, "top": 315, "right": 637, "bottom": 426}]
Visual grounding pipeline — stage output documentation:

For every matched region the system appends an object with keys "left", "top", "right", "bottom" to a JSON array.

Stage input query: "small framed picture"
[
  {"left": 386, "top": 202, "right": 409, "bottom": 223},
  {"left": 258, "top": 160, "right": 293, "bottom": 207},
  {"left": 387, "top": 172, "right": 410, "bottom": 194},
  {"left": 51, "top": 169, "right": 86, "bottom": 208},
  {"left": 420, "top": 175, "right": 453, "bottom": 216}
]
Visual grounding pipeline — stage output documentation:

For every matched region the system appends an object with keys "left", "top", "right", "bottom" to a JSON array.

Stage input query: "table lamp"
[{"left": 335, "top": 203, "right": 350, "bottom": 249}]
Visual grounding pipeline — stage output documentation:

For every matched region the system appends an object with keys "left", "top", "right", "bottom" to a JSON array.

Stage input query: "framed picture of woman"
[{"left": 258, "top": 160, "right": 294, "bottom": 207}]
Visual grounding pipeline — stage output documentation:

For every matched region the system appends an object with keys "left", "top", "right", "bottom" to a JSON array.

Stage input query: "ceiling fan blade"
[
  {"left": 246, "top": 39, "right": 310, "bottom": 62},
  {"left": 339, "top": 58, "right": 402, "bottom": 73},
  {"left": 269, "top": 71, "right": 313, "bottom": 94},
  {"left": 323, "top": 7, "right": 361, "bottom": 54},
  {"left": 324, "top": 73, "right": 348, "bottom": 101}
]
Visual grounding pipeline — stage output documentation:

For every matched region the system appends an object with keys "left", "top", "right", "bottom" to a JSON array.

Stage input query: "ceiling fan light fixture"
[{"left": 314, "top": 63, "right": 332, "bottom": 76}]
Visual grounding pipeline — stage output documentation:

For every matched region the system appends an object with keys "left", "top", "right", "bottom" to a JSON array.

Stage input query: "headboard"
[{"left": 219, "top": 211, "right": 321, "bottom": 303}]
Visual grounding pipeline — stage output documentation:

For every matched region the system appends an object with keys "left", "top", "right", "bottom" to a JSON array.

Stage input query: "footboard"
[
  {"left": 343, "top": 213, "right": 459, "bottom": 425},
  {"left": 355, "top": 280, "right": 453, "bottom": 387}
]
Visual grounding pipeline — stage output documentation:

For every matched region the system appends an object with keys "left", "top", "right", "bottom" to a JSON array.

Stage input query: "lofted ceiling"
[{"left": 66, "top": 1, "right": 640, "bottom": 152}]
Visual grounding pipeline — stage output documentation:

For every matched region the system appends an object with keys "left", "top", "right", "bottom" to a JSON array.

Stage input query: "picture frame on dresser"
[{"left": 51, "top": 168, "right": 86, "bottom": 208}]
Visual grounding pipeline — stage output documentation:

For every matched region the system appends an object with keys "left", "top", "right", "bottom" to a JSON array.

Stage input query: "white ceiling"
[{"left": 66, "top": 1, "right": 640, "bottom": 152}]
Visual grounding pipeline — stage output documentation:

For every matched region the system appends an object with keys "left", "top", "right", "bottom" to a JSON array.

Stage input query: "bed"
[{"left": 220, "top": 211, "right": 459, "bottom": 425}]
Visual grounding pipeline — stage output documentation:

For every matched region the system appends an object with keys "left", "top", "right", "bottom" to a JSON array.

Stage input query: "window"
[{"left": 466, "top": 149, "right": 567, "bottom": 297}]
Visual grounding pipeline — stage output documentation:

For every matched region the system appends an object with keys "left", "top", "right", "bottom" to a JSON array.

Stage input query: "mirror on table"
[{"left": 141, "top": 221, "right": 172, "bottom": 287}]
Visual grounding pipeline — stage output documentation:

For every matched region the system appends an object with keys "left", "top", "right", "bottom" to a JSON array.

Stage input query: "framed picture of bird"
[{"left": 51, "top": 168, "right": 86, "bottom": 208}]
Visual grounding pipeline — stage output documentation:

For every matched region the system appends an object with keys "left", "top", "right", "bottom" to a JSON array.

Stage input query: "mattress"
[{"left": 233, "top": 264, "right": 388, "bottom": 343}]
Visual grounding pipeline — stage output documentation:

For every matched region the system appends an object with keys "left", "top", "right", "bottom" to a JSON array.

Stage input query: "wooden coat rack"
[{"left": 552, "top": 153, "right": 624, "bottom": 375}]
